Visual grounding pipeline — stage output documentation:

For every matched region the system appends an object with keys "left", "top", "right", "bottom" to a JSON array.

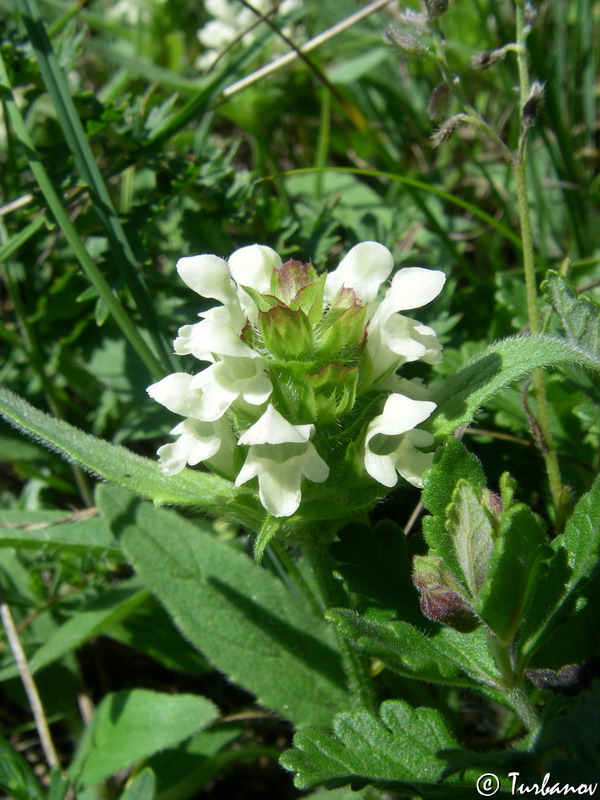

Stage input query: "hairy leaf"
[
  {"left": 0, "top": 509, "right": 117, "bottom": 554},
  {"left": 71, "top": 689, "right": 218, "bottom": 787},
  {"left": 545, "top": 272, "right": 600, "bottom": 376},
  {"left": 476, "top": 504, "right": 549, "bottom": 642},
  {"left": 0, "top": 386, "right": 262, "bottom": 527},
  {"left": 521, "top": 475, "right": 600, "bottom": 661},
  {"left": 421, "top": 439, "right": 487, "bottom": 578},
  {"left": 329, "top": 609, "right": 499, "bottom": 691},
  {"left": 281, "top": 699, "right": 466, "bottom": 797},
  {"left": 446, "top": 480, "right": 493, "bottom": 598},
  {"left": 430, "top": 334, "right": 600, "bottom": 437},
  {"left": 99, "top": 485, "right": 349, "bottom": 728}
]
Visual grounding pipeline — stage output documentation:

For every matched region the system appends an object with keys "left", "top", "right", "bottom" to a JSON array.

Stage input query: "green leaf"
[
  {"left": 71, "top": 689, "right": 218, "bottom": 788},
  {"left": 521, "top": 475, "right": 600, "bottom": 661},
  {"left": 0, "top": 386, "right": 262, "bottom": 527},
  {"left": 118, "top": 768, "right": 156, "bottom": 800},
  {"left": 476, "top": 504, "right": 550, "bottom": 643},
  {"left": 281, "top": 699, "right": 463, "bottom": 796},
  {"left": 105, "top": 598, "right": 210, "bottom": 677},
  {"left": 545, "top": 271, "right": 600, "bottom": 373},
  {"left": 422, "top": 438, "right": 487, "bottom": 518},
  {"left": 0, "top": 52, "right": 164, "bottom": 381},
  {"left": 421, "top": 439, "right": 487, "bottom": 580},
  {"left": 0, "top": 509, "right": 118, "bottom": 554},
  {"left": 430, "top": 334, "right": 600, "bottom": 438},
  {"left": 445, "top": 480, "right": 493, "bottom": 598},
  {"left": 329, "top": 610, "right": 499, "bottom": 690},
  {"left": 147, "top": 726, "right": 242, "bottom": 799},
  {"left": 0, "top": 581, "right": 148, "bottom": 683},
  {"left": 99, "top": 485, "right": 350, "bottom": 728},
  {"left": 0, "top": 733, "right": 44, "bottom": 800}
]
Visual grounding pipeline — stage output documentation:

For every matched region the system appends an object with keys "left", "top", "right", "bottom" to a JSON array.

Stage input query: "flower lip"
[
  {"left": 238, "top": 404, "right": 314, "bottom": 446},
  {"left": 228, "top": 244, "right": 282, "bottom": 293},
  {"left": 176, "top": 254, "right": 237, "bottom": 306},
  {"left": 324, "top": 241, "right": 394, "bottom": 304}
]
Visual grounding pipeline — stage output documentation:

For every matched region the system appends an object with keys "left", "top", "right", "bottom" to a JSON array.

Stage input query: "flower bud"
[
  {"left": 431, "top": 115, "right": 461, "bottom": 147},
  {"left": 523, "top": 80, "right": 545, "bottom": 127},
  {"left": 428, "top": 83, "right": 450, "bottom": 119},
  {"left": 470, "top": 49, "right": 506, "bottom": 71},
  {"left": 413, "top": 555, "right": 479, "bottom": 632},
  {"left": 384, "top": 26, "right": 429, "bottom": 59}
]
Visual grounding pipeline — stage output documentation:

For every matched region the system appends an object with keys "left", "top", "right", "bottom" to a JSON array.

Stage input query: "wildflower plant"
[
  {"left": 1, "top": 0, "right": 600, "bottom": 798},
  {"left": 147, "top": 242, "right": 445, "bottom": 532}
]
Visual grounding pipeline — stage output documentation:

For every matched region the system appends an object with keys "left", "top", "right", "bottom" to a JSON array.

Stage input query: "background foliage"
[{"left": 0, "top": 0, "right": 599, "bottom": 797}]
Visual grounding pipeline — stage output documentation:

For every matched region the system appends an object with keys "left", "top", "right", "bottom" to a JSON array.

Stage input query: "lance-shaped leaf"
[
  {"left": 545, "top": 271, "right": 600, "bottom": 391},
  {"left": 446, "top": 480, "right": 494, "bottom": 598},
  {"left": 281, "top": 699, "right": 466, "bottom": 797},
  {"left": 429, "top": 334, "right": 600, "bottom": 438},
  {"left": 476, "top": 504, "right": 550, "bottom": 643},
  {"left": 421, "top": 439, "right": 486, "bottom": 577},
  {"left": 0, "top": 386, "right": 262, "bottom": 528},
  {"left": 329, "top": 609, "right": 500, "bottom": 691},
  {"left": 520, "top": 475, "right": 600, "bottom": 661},
  {"left": 99, "top": 485, "right": 349, "bottom": 729},
  {"left": 70, "top": 689, "right": 218, "bottom": 788}
]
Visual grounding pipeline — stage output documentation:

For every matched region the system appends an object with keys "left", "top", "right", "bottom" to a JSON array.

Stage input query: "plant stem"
[
  {"left": 513, "top": 0, "right": 564, "bottom": 519},
  {"left": 301, "top": 534, "right": 377, "bottom": 712},
  {"left": 506, "top": 688, "right": 542, "bottom": 733},
  {"left": 488, "top": 634, "right": 541, "bottom": 732}
]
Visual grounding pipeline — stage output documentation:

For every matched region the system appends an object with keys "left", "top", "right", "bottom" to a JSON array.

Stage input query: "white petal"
[
  {"left": 147, "top": 373, "right": 193, "bottom": 416},
  {"left": 324, "top": 242, "right": 394, "bottom": 303},
  {"left": 256, "top": 463, "right": 302, "bottom": 517},
  {"left": 238, "top": 404, "right": 313, "bottom": 446},
  {"left": 363, "top": 447, "right": 399, "bottom": 488},
  {"left": 379, "top": 267, "right": 446, "bottom": 313},
  {"left": 187, "top": 367, "right": 237, "bottom": 421},
  {"left": 235, "top": 440, "right": 329, "bottom": 517},
  {"left": 176, "top": 254, "right": 237, "bottom": 305},
  {"left": 228, "top": 244, "right": 282, "bottom": 293},
  {"left": 363, "top": 398, "right": 436, "bottom": 489},
  {"left": 392, "top": 430, "right": 436, "bottom": 488},
  {"left": 157, "top": 418, "right": 221, "bottom": 474},
  {"left": 367, "top": 394, "right": 436, "bottom": 439},
  {"left": 298, "top": 443, "right": 329, "bottom": 483},
  {"left": 174, "top": 318, "right": 256, "bottom": 361},
  {"left": 210, "top": 358, "right": 272, "bottom": 406}
]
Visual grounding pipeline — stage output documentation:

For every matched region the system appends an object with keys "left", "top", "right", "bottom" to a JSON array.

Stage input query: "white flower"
[
  {"left": 324, "top": 241, "right": 395, "bottom": 304},
  {"left": 173, "top": 244, "right": 282, "bottom": 360},
  {"left": 147, "top": 357, "right": 272, "bottom": 422},
  {"left": 156, "top": 417, "right": 236, "bottom": 477},
  {"left": 365, "top": 267, "right": 446, "bottom": 383},
  {"left": 235, "top": 405, "right": 329, "bottom": 517},
  {"left": 364, "top": 393, "right": 436, "bottom": 488},
  {"left": 197, "top": 0, "right": 302, "bottom": 70}
]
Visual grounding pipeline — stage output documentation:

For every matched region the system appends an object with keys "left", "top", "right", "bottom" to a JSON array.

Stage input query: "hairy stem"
[
  {"left": 488, "top": 634, "right": 541, "bottom": 732},
  {"left": 513, "top": 0, "right": 564, "bottom": 519}
]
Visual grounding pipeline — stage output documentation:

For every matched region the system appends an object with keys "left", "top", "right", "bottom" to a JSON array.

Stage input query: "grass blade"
[
  {"left": 0, "top": 52, "right": 164, "bottom": 381},
  {"left": 16, "top": 0, "right": 176, "bottom": 373}
]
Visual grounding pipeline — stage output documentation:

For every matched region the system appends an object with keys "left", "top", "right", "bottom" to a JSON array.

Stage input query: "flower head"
[{"left": 148, "top": 241, "right": 445, "bottom": 519}]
